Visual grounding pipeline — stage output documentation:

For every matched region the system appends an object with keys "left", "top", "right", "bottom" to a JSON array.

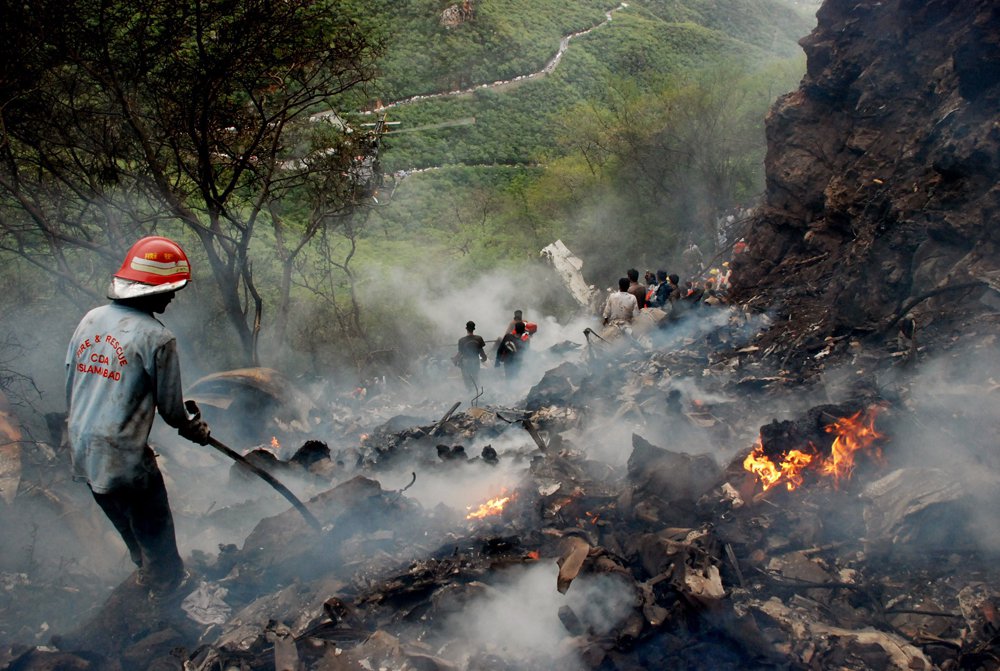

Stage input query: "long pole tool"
[{"left": 207, "top": 436, "right": 323, "bottom": 532}]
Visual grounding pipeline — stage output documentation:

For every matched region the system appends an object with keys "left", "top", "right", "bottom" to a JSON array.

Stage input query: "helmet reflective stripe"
[
  {"left": 108, "top": 236, "right": 192, "bottom": 299},
  {"left": 129, "top": 257, "right": 190, "bottom": 276}
]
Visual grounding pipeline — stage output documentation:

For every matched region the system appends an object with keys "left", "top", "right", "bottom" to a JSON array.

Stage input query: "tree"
[
  {"left": 547, "top": 61, "right": 799, "bottom": 276},
  {"left": 0, "top": 0, "right": 384, "bottom": 364}
]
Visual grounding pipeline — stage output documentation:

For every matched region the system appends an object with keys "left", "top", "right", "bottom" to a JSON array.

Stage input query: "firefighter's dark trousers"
[{"left": 90, "top": 459, "right": 184, "bottom": 589}]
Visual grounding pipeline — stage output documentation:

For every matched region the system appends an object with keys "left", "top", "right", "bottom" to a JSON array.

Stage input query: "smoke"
[
  {"left": 869, "top": 343, "right": 1000, "bottom": 552},
  {"left": 269, "top": 258, "right": 597, "bottom": 412},
  {"left": 881, "top": 344, "right": 1000, "bottom": 468},
  {"left": 441, "top": 562, "right": 635, "bottom": 670},
  {"left": 155, "top": 439, "right": 302, "bottom": 556},
  {"left": 387, "top": 440, "right": 529, "bottom": 513}
]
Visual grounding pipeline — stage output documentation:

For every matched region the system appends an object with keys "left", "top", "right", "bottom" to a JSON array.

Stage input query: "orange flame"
[
  {"left": 270, "top": 436, "right": 281, "bottom": 451},
  {"left": 819, "top": 409, "right": 885, "bottom": 484},
  {"left": 743, "top": 406, "right": 885, "bottom": 492},
  {"left": 466, "top": 492, "right": 514, "bottom": 520},
  {"left": 743, "top": 443, "right": 814, "bottom": 492}
]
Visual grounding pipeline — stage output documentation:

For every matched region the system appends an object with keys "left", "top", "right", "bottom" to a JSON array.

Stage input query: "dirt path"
[{"left": 372, "top": 3, "right": 628, "bottom": 112}]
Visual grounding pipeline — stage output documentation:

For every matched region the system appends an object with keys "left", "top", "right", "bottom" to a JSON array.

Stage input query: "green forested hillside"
[
  {"left": 373, "top": 0, "right": 620, "bottom": 100},
  {"left": 376, "top": 15, "right": 773, "bottom": 170},
  {"left": 373, "top": 0, "right": 809, "bottom": 169},
  {"left": 359, "top": 0, "right": 811, "bottom": 284},
  {"left": 635, "top": 0, "right": 813, "bottom": 56}
]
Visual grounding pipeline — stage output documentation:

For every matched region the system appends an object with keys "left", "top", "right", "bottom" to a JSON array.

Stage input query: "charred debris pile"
[{"left": 6, "top": 304, "right": 1000, "bottom": 671}]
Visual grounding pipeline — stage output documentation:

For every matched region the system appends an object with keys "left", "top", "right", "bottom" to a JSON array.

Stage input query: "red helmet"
[{"left": 108, "top": 236, "right": 191, "bottom": 299}]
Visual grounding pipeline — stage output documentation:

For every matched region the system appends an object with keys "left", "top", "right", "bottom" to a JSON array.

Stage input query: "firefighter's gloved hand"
[
  {"left": 180, "top": 418, "right": 211, "bottom": 445},
  {"left": 181, "top": 400, "right": 211, "bottom": 445}
]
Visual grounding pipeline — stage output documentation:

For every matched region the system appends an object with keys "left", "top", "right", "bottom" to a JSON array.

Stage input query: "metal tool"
[{"left": 206, "top": 436, "right": 323, "bottom": 531}]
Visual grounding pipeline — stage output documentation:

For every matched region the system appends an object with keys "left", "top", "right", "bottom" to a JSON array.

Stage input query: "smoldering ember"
[{"left": 3, "top": 1, "right": 1000, "bottom": 671}]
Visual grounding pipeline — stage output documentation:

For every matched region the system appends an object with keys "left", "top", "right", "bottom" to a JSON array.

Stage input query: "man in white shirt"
[{"left": 602, "top": 277, "right": 638, "bottom": 325}]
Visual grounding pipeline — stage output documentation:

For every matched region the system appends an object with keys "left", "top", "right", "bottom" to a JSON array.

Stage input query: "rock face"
[{"left": 732, "top": 0, "right": 1000, "bottom": 344}]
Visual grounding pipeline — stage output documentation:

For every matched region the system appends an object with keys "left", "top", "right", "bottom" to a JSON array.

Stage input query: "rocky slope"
[{"left": 731, "top": 0, "right": 1000, "bottom": 355}]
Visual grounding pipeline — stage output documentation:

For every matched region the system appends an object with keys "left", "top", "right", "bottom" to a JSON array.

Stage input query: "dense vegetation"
[
  {"left": 366, "top": 0, "right": 809, "bottom": 281},
  {"left": 372, "top": 0, "right": 620, "bottom": 100},
  {"left": 0, "top": 0, "right": 814, "bottom": 402}
]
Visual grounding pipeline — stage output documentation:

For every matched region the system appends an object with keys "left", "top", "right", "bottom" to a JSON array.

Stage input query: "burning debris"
[
  {"left": 465, "top": 491, "right": 514, "bottom": 520},
  {"left": 743, "top": 404, "right": 887, "bottom": 493}
]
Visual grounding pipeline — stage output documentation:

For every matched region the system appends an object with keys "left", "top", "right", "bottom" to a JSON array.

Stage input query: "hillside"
[
  {"left": 373, "top": 0, "right": 620, "bottom": 101},
  {"left": 353, "top": 0, "right": 815, "bottom": 285},
  {"left": 636, "top": 0, "right": 814, "bottom": 57},
  {"left": 373, "top": 0, "right": 813, "bottom": 170},
  {"left": 731, "top": 0, "right": 1000, "bottom": 365}
]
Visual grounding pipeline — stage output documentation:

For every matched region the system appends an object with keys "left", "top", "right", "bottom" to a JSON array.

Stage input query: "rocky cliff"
[{"left": 731, "top": 0, "right": 1000, "bottom": 353}]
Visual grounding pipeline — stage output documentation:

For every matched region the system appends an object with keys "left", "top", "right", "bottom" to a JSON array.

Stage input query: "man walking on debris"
[
  {"left": 457, "top": 320, "right": 488, "bottom": 391},
  {"left": 667, "top": 274, "right": 681, "bottom": 302},
  {"left": 495, "top": 321, "right": 527, "bottom": 379},
  {"left": 651, "top": 270, "right": 671, "bottom": 307},
  {"left": 603, "top": 277, "right": 639, "bottom": 326},
  {"left": 65, "top": 236, "right": 211, "bottom": 598}
]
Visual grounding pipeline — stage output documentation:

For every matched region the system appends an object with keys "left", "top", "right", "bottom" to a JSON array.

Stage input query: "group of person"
[
  {"left": 602, "top": 267, "right": 731, "bottom": 327},
  {"left": 456, "top": 310, "right": 535, "bottom": 391}
]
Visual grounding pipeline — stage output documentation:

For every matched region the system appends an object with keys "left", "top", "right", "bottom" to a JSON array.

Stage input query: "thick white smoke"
[{"left": 443, "top": 562, "right": 635, "bottom": 669}]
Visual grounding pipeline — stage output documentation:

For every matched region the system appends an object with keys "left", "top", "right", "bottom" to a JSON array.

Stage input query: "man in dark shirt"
[
  {"left": 495, "top": 321, "right": 527, "bottom": 379},
  {"left": 652, "top": 270, "right": 671, "bottom": 307},
  {"left": 627, "top": 268, "right": 646, "bottom": 309},
  {"left": 457, "top": 321, "right": 488, "bottom": 391}
]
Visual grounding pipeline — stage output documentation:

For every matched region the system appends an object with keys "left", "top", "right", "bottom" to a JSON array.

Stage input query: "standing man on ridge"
[{"left": 65, "top": 236, "right": 211, "bottom": 597}]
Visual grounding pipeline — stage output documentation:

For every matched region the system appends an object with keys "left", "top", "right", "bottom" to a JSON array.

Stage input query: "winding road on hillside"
[
  {"left": 371, "top": 3, "right": 628, "bottom": 112},
  {"left": 311, "top": 3, "right": 629, "bottom": 184}
]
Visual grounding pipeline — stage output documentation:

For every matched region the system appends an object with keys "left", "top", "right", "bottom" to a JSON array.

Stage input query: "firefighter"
[
  {"left": 506, "top": 309, "right": 538, "bottom": 339},
  {"left": 65, "top": 236, "right": 211, "bottom": 597}
]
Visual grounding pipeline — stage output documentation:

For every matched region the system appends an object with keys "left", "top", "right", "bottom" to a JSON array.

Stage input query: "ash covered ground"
[{"left": 3, "top": 298, "right": 1000, "bottom": 671}]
